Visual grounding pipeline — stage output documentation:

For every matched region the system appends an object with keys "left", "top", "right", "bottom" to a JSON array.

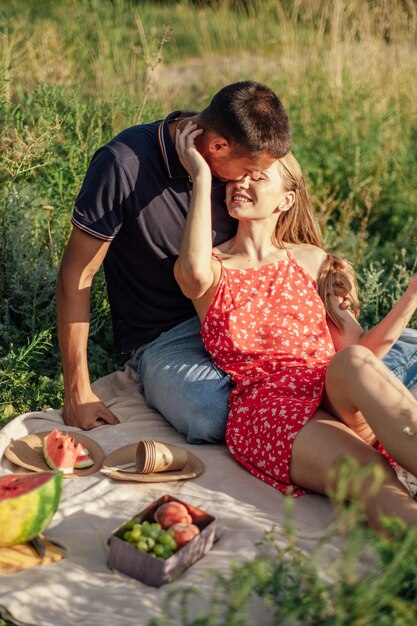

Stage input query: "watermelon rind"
[
  {"left": 74, "top": 453, "right": 94, "bottom": 469},
  {"left": 43, "top": 429, "right": 78, "bottom": 474},
  {"left": 0, "top": 472, "right": 63, "bottom": 547}
]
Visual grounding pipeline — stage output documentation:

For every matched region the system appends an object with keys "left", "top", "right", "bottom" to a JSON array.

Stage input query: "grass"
[
  {"left": 1, "top": 0, "right": 416, "bottom": 422},
  {"left": 150, "top": 462, "right": 417, "bottom": 625},
  {"left": 1, "top": 1, "right": 417, "bottom": 623}
]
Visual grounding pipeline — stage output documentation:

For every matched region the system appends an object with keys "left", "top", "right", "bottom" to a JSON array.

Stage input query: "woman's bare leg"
[
  {"left": 325, "top": 345, "right": 417, "bottom": 477},
  {"left": 290, "top": 410, "right": 417, "bottom": 531}
]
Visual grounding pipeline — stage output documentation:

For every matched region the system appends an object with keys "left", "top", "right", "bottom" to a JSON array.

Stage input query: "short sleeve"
[{"left": 71, "top": 147, "right": 132, "bottom": 241}]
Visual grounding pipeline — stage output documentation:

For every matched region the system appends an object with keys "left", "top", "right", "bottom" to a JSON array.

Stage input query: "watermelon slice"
[
  {"left": 0, "top": 472, "right": 63, "bottom": 547},
  {"left": 43, "top": 429, "right": 93, "bottom": 473},
  {"left": 74, "top": 444, "right": 94, "bottom": 469}
]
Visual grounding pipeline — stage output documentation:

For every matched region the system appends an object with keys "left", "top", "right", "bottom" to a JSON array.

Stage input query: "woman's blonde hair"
[
  {"left": 274, "top": 151, "right": 323, "bottom": 248},
  {"left": 275, "top": 152, "right": 360, "bottom": 329},
  {"left": 316, "top": 254, "right": 360, "bottom": 330}
]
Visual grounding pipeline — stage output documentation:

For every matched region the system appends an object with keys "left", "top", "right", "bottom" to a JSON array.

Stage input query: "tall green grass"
[
  {"left": 1, "top": 0, "right": 416, "bottom": 421},
  {"left": 1, "top": 3, "right": 417, "bottom": 626}
]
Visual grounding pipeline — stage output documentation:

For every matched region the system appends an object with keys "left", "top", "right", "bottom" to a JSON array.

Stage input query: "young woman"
[{"left": 174, "top": 122, "right": 417, "bottom": 531}]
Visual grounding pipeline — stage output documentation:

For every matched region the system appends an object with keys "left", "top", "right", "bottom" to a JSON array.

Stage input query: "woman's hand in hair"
[
  {"left": 175, "top": 121, "right": 211, "bottom": 183},
  {"left": 335, "top": 289, "right": 354, "bottom": 311}
]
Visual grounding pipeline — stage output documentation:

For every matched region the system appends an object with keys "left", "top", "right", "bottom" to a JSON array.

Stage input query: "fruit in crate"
[
  {"left": 119, "top": 500, "right": 202, "bottom": 559},
  {"left": 168, "top": 523, "right": 200, "bottom": 548},
  {"left": 154, "top": 501, "right": 192, "bottom": 528},
  {"left": 0, "top": 472, "right": 63, "bottom": 547},
  {"left": 120, "top": 520, "right": 178, "bottom": 560},
  {"left": 43, "top": 429, "right": 94, "bottom": 473}
]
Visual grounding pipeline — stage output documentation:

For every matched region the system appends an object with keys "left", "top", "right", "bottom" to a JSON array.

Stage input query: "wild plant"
[{"left": 148, "top": 460, "right": 417, "bottom": 626}]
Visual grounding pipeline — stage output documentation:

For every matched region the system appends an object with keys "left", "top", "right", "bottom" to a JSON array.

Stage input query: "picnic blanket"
[{"left": 1, "top": 363, "right": 416, "bottom": 626}]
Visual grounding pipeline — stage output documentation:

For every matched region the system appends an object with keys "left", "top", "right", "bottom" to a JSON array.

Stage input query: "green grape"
[
  {"left": 153, "top": 543, "right": 165, "bottom": 557},
  {"left": 168, "top": 538, "right": 177, "bottom": 551},
  {"left": 145, "top": 537, "right": 156, "bottom": 550},
  {"left": 161, "top": 546, "right": 174, "bottom": 560},
  {"left": 137, "top": 539, "right": 149, "bottom": 552},
  {"left": 130, "top": 524, "right": 142, "bottom": 542},
  {"left": 158, "top": 530, "right": 173, "bottom": 546},
  {"left": 147, "top": 523, "right": 162, "bottom": 540},
  {"left": 140, "top": 522, "right": 152, "bottom": 537}
]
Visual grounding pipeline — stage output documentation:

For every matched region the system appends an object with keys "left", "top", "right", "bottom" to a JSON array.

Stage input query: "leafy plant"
[{"left": 149, "top": 461, "right": 417, "bottom": 626}]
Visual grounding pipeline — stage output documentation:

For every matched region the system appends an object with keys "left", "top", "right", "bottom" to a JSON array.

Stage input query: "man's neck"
[{"left": 168, "top": 113, "right": 200, "bottom": 144}]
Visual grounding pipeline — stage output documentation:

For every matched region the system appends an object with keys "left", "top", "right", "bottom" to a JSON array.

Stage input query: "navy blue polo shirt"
[{"left": 72, "top": 111, "right": 237, "bottom": 353}]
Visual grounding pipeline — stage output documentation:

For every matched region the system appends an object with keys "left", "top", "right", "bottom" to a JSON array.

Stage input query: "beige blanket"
[{"left": 0, "top": 364, "right": 416, "bottom": 626}]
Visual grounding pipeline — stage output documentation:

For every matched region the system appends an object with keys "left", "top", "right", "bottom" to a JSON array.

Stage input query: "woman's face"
[{"left": 225, "top": 161, "right": 287, "bottom": 220}]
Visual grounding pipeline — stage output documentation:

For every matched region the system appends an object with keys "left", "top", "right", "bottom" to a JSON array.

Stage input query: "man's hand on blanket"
[{"left": 63, "top": 389, "right": 119, "bottom": 430}]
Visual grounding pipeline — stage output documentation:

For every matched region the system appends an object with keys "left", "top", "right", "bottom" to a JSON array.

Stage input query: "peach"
[
  {"left": 169, "top": 523, "right": 200, "bottom": 548},
  {"left": 154, "top": 502, "right": 192, "bottom": 529}
]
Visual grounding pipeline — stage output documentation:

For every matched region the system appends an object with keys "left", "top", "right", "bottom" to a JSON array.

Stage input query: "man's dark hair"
[{"left": 198, "top": 81, "right": 291, "bottom": 158}]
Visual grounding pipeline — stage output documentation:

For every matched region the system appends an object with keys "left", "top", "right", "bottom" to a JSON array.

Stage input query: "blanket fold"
[{"left": 0, "top": 364, "right": 416, "bottom": 626}]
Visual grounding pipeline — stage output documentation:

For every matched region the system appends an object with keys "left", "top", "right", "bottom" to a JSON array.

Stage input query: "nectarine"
[
  {"left": 154, "top": 501, "right": 192, "bottom": 529},
  {"left": 169, "top": 523, "right": 200, "bottom": 548}
]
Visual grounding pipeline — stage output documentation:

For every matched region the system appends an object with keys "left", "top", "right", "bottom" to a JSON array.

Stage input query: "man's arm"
[{"left": 56, "top": 227, "right": 119, "bottom": 429}]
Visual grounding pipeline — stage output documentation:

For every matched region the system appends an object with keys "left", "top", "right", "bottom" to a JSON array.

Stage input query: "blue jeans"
[
  {"left": 132, "top": 317, "right": 417, "bottom": 444},
  {"left": 381, "top": 328, "right": 417, "bottom": 388},
  {"left": 132, "top": 317, "right": 231, "bottom": 443}
]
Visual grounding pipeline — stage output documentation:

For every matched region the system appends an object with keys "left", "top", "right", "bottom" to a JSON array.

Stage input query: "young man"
[{"left": 56, "top": 81, "right": 417, "bottom": 440}]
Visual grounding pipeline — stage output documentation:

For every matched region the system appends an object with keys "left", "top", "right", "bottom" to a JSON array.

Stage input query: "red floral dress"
[{"left": 201, "top": 251, "right": 335, "bottom": 495}]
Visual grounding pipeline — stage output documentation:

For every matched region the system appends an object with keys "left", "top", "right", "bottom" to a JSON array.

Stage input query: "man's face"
[{"left": 205, "top": 149, "right": 276, "bottom": 182}]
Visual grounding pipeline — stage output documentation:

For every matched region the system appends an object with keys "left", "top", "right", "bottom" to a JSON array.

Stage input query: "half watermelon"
[{"left": 0, "top": 472, "right": 63, "bottom": 547}]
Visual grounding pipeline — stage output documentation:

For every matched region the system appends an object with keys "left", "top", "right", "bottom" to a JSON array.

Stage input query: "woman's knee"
[
  {"left": 290, "top": 412, "right": 391, "bottom": 493},
  {"left": 327, "top": 345, "right": 376, "bottom": 385},
  {"left": 324, "top": 447, "right": 395, "bottom": 494}
]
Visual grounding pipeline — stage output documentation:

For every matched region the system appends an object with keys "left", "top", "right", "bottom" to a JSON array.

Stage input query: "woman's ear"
[{"left": 276, "top": 191, "right": 296, "bottom": 213}]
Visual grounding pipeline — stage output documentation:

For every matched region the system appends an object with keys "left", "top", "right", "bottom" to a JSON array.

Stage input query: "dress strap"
[
  {"left": 284, "top": 245, "right": 317, "bottom": 285},
  {"left": 212, "top": 252, "right": 224, "bottom": 265},
  {"left": 284, "top": 246, "right": 293, "bottom": 261}
]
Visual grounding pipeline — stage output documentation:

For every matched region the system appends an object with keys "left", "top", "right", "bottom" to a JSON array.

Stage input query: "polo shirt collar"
[
  {"left": 158, "top": 110, "right": 197, "bottom": 179},
  {"left": 158, "top": 110, "right": 224, "bottom": 189}
]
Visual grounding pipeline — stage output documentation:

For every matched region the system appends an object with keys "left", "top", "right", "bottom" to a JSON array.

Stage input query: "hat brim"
[{"left": 101, "top": 442, "right": 205, "bottom": 482}]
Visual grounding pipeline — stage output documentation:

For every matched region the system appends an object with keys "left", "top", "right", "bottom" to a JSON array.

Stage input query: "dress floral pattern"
[{"left": 201, "top": 251, "right": 336, "bottom": 496}]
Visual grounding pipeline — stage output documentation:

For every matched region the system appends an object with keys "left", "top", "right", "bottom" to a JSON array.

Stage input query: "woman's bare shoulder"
[
  {"left": 290, "top": 244, "right": 327, "bottom": 280},
  {"left": 213, "top": 242, "right": 235, "bottom": 260},
  {"left": 212, "top": 246, "right": 225, "bottom": 257}
]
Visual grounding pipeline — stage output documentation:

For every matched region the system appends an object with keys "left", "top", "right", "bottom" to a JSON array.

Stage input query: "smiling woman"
[
  {"left": 225, "top": 167, "right": 294, "bottom": 222},
  {"left": 174, "top": 121, "right": 417, "bottom": 532}
]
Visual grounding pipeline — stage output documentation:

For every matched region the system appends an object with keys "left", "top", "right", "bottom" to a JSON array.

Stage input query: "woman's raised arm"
[
  {"left": 319, "top": 254, "right": 417, "bottom": 357},
  {"left": 174, "top": 122, "right": 216, "bottom": 300}
]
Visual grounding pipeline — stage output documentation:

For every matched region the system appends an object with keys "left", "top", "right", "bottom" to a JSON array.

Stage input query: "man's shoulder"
[{"left": 104, "top": 119, "right": 162, "bottom": 165}]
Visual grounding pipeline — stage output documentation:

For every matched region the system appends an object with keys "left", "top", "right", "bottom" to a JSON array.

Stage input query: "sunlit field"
[{"left": 1, "top": 3, "right": 417, "bottom": 620}]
